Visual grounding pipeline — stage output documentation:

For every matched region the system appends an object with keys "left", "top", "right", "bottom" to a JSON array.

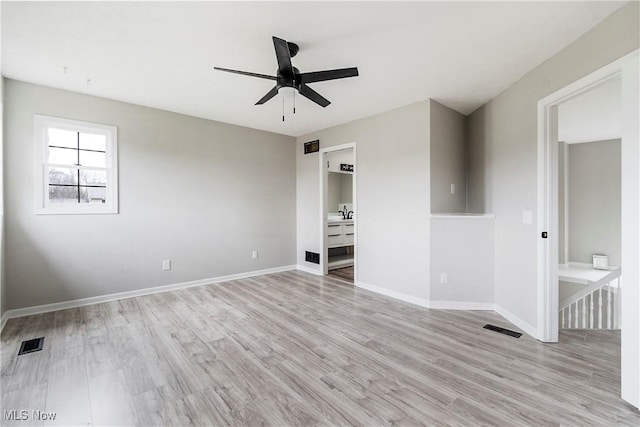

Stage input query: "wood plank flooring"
[
  {"left": 1, "top": 270, "right": 638, "bottom": 426},
  {"left": 328, "top": 266, "right": 354, "bottom": 282}
]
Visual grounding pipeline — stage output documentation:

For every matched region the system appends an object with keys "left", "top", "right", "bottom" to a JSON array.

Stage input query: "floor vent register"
[
  {"left": 18, "top": 337, "right": 45, "bottom": 355},
  {"left": 483, "top": 324, "right": 522, "bottom": 338}
]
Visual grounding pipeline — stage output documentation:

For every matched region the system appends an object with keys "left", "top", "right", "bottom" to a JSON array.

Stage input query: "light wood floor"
[{"left": 1, "top": 270, "right": 638, "bottom": 426}]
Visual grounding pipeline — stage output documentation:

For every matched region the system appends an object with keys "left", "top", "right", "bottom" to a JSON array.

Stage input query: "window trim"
[{"left": 34, "top": 114, "right": 119, "bottom": 215}]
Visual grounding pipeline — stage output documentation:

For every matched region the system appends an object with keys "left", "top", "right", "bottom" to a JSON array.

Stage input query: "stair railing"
[{"left": 559, "top": 270, "right": 621, "bottom": 330}]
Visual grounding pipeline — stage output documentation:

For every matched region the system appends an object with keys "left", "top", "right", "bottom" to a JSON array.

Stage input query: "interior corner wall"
[
  {"left": 3, "top": 79, "right": 296, "bottom": 310},
  {"left": 296, "top": 100, "right": 430, "bottom": 300},
  {"left": 466, "top": 2, "right": 639, "bottom": 329},
  {"left": 430, "top": 99, "right": 467, "bottom": 213}
]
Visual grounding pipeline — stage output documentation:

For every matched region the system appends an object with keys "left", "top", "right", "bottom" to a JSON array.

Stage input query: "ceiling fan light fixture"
[{"left": 214, "top": 36, "right": 359, "bottom": 111}]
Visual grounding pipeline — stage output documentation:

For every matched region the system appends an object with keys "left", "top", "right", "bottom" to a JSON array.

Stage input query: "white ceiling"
[
  {"left": 1, "top": 1, "right": 626, "bottom": 137},
  {"left": 558, "top": 74, "right": 621, "bottom": 144}
]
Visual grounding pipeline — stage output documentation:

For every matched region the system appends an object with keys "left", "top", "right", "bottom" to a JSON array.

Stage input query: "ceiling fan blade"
[
  {"left": 300, "top": 67, "right": 359, "bottom": 84},
  {"left": 255, "top": 86, "right": 279, "bottom": 105},
  {"left": 214, "top": 67, "right": 276, "bottom": 80},
  {"left": 299, "top": 84, "right": 331, "bottom": 108},
  {"left": 272, "top": 36, "right": 293, "bottom": 75}
]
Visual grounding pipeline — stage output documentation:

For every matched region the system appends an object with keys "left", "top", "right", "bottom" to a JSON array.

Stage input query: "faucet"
[
  {"left": 341, "top": 205, "right": 348, "bottom": 219},
  {"left": 347, "top": 211, "right": 353, "bottom": 219}
]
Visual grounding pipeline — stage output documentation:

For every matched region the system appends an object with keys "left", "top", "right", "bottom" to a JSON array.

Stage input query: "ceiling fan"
[{"left": 214, "top": 36, "right": 359, "bottom": 108}]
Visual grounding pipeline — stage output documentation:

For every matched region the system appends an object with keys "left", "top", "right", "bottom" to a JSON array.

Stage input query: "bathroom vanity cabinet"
[{"left": 327, "top": 220, "right": 354, "bottom": 270}]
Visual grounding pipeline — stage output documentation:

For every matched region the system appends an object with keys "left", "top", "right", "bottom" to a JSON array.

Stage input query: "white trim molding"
[
  {"left": 0, "top": 265, "right": 296, "bottom": 328},
  {"left": 494, "top": 304, "right": 539, "bottom": 340},
  {"left": 355, "top": 281, "right": 495, "bottom": 311},
  {"left": 429, "top": 300, "right": 495, "bottom": 311},
  {"left": 355, "top": 281, "right": 431, "bottom": 308},
  {"left": 295, "top": 264, "right": 323, "bottom": 276}
]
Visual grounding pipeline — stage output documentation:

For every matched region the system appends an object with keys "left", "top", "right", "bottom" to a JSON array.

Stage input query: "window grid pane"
[
  {"left": 47, "top": 167, "right": 108, "bottom": 204},
  {"left": 79, "top": 133, "right": 107, "bottom": 151},
  {"left": 37, "top": 115, "right": 117, "bottom": 213},
  {"left": 47, "top": 128, "right": 76, "bottom": 149}
]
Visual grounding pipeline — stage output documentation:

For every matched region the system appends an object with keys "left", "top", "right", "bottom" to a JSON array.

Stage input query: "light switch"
[
  {"left": 162, "top": 260, "right": 171, "bottom": 271},
  {"left": 450, "top": 184, "right": 456, "bottom": 194},
  {"left": 522, "top": 210, "right": 533, "bottom": 225}
]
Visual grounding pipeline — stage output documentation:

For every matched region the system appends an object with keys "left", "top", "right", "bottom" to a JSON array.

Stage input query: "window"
[{"left": 34, "top": 115, "right": 118, "bottom": 214}]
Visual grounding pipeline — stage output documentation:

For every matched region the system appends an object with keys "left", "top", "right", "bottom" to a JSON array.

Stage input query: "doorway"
[
  {"left": 556, "top": 76, "right": 622, "bottom": 333},
  {"left": 537, "top": 50, "right": 639, "bottom": 407},
  {"left": 319, "top": 143, "right": 356, "bottom": 284}
]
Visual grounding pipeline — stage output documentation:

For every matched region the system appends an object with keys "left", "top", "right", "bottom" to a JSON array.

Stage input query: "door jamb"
[{"left": 319, "top": 142, "right": 357, "bottom": 279}]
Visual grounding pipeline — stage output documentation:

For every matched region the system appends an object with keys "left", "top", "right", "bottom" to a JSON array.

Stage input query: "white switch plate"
[
  {"left": 162, "top": 260, "right": 171, "bottom": 271},
  {"left": 252, "top": 250, "right": 258, "bottom": 259},
  {"left": 450, "top": 184, "right": 456, "bottom": 194},
  {"left": 522, "top": 210, "right": 533, "bottom": 225},
  {"left": 440, "top": 273, "right": 448, "bottom": 284}
]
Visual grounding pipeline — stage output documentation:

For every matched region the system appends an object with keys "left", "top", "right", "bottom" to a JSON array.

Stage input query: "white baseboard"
[
  {"left": 355, "top": 281, "right": 431, "bottom": 308},
  {"left": 296, "top": 264, "right": 323, "bottom": 276},
  {"left": 494, "top": 304, "right": 538, "bottom": 339},
  {"left": 428, "top": 300, "right": 495, "bottom": 310},
  {"left": 0, "top": 265, "right": 296, "bottom": 328},
  {"left": 355, "top": 281, "right": 495, "bottom": 311}
]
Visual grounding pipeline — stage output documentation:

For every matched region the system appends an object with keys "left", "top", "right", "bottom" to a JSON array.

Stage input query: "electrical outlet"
[
  {"left": 162, "top": 260, "right": 171, "bottom": 271},
  {"left": 252, "top": 250, "right": 258, "bottom": 260},
  {"left": 440, "top": 273, "right": 448, "bottom": 284},
  {"left": 450, "top": 184, "right": 456, "bottom": 194}
]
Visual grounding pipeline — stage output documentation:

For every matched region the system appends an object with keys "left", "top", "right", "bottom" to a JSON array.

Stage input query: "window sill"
[{"left": 35, "top": 206, "right": 119, "bottom": 215}]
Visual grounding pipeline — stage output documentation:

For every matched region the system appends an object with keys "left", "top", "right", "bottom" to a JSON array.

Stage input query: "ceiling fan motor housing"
[{"left": 277, "top": 67, "right": 301, "bottom": 92}]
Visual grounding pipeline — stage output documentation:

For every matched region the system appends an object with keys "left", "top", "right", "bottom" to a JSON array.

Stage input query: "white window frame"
[{"left": 34, "top": 114, "right": 119, "bottom": 215}]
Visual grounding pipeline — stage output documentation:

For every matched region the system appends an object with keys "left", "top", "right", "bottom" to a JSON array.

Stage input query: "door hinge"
[{"left": 541, "top": 232, "right": 548, "bottom": 239}]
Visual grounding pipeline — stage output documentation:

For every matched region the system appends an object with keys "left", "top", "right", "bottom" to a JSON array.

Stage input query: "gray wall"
[
  {"left": 4, "top": 79, "right": 296, "bottom": 310},
  {"left": 430, "top": 100, "right": 467, "bottom": 213},
  {"left": 466, "top": 107, "right": 491, "bottom": 213},
  {"left": 466, "top": 2, "right": 638, "bottom": 327},
  {"left": 296, "top": 101, "right": 430, "bottom": 300},
  {"left": 558, "top": 142, "right": 567, "bottom": 264},
  {"left": 568, "top": 139, "right": 621, "bottom": 266},
  {"left": 430, "top": 217, "right": 494, "bottom": 303}
]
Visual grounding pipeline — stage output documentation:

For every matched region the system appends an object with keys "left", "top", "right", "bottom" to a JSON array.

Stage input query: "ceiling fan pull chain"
[
  {"left": 293, "top": 81, "right": 296, "bottom": 114},
  {"left": 282, "top": 94, "right": 285, "bottom": 122}
]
